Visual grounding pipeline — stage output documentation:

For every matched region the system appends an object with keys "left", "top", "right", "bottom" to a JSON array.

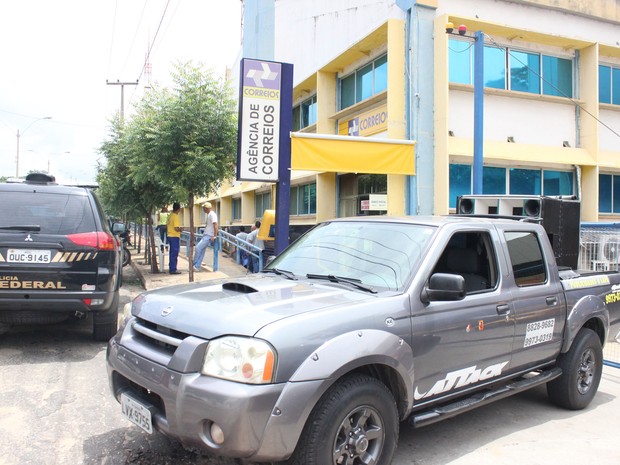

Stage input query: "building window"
[
  {"left": 599, "top": 64, "right": 620, "bottom": 105},
  {"left": 232, "top": 198, "right": 241, "bottom": 220},
  {"left": 599, "top": 173, "right": 620, "bottom": 213},
  {"left": 290, "top": 183, "right": 317, "bottom": 215},
  {"left": 449, "top": 164, "right": 574, "bottom": 208},
  {"left": 510, "top": 168, "right": 541, "bottom": 195},
  {"left": 255, "top": 191, "right": 271, "bottom": 219},
  {"left": 293, "top": 95, "right": 317, "bottom": 131},
  {"left": 449, "top": 39, "right": 573, "bottom": 98},
  {"left": 339, "top": 54, "right": 388, "bottom": 110}
]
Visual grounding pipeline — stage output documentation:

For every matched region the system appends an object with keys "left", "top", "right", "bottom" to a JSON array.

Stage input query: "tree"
[
  {"left": 144, "top": 62, "right": 238, "bottom": 280},
  {"left": 97, "top": 62, "right": 238, "bottom": 278}
]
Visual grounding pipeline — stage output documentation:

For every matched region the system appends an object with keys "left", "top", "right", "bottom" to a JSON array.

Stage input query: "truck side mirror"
[{"left": 421, "top": 273, "right": 466, "bottom": 303}]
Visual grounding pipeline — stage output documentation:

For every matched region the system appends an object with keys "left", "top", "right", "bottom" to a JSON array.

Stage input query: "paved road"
[{"left": 0, "top": 263, "right": 619, "bottom": 465}]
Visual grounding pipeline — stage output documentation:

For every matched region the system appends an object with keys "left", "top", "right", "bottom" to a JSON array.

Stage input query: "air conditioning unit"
[{"left": 596, "top": 236, "right": 620, "bottom": 270}]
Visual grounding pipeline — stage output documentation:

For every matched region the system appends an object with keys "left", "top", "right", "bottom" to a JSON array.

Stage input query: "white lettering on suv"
[{"left": 414, "top": 361, "right": 509, "bottom": 401}]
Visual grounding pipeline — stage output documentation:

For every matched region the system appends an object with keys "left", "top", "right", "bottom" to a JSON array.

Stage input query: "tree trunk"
[
  {"left": 148, "top": 208, "right": 160, "bottom": 273},
  {"left": 188, "top": 193, "right": 195, "bottom": 282}
]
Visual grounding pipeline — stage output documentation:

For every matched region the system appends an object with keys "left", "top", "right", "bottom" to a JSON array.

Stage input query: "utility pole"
[{"left": 106, "top": 80, "right": 139, "bottom": 120}]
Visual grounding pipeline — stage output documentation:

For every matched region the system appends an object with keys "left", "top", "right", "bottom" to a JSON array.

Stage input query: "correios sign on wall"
[{"left": 237, "top": 59, "right": 285, "bottom": 182}]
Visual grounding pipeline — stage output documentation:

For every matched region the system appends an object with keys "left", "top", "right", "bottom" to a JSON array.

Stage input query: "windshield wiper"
[
  {"left": 306, "top": 273, "right": 377, "bottom": 294},
  {"left": 262, "top": 268, "right": 298, "bottom": 280},
  {"left": 0, "top": 225, "right": 41, "bottom": 231}
]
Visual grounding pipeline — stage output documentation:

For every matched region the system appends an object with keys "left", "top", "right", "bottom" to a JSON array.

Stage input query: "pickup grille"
[{"left": 132, "top": 318, "right": 190, "bottom": 355}]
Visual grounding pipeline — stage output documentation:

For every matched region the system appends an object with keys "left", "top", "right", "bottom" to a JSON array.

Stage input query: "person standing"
[
  {"left": 235, "top": 225, "right": 249, "bottom": 268},
  {"left": 247, "top": 220, "right": 265, "bottom": 273},
  {"left": 193, "top": 202, "right": 218, "bottom": 272},
  {"left": 167, "top": 202, "right": 182, "bottom": 274},
  {"left": 156, "top": 206, "right": 169, "bottom": 252}
]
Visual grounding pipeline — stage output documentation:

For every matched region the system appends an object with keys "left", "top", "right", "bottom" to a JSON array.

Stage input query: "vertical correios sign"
[{"left": 237, "top": 59, "right": 283, "bottom": 182}]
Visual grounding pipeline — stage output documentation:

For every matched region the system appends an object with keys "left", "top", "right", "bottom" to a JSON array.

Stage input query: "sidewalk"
[{"left": 128, "top": 244, "right": 248, "bottom": 290}]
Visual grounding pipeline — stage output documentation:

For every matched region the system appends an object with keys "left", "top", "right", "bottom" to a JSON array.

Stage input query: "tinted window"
[
  {"left": 449, "top": 164, "right": 471, "bottom": 209},
  {"left": 449, "top": 39, "right": 472, "bottom": 84},
  {"left": 484, "top": 45, "right": 506, "bottom": 89},
  {"left": 504, "top": 231, "right": 547, "bottom": 286},
  {"left": 599, "top": 65, "right": 611, "bottom": 104},
  {"left": 0, "top": 191, "right": 96, "bottom": 234},
  {"left": 510, "top": 51, "right": 540, "bottom": 94},
  {"left": 542, "top": 56, "right": 572, "bottom": 97},
  {"left": 599, "top": 174, "right": 612, "bottom": 213}
]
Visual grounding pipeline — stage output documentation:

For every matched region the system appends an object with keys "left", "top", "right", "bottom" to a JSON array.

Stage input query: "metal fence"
[{"left": 579, "top": 223, "right": 620, "bottom": 367}]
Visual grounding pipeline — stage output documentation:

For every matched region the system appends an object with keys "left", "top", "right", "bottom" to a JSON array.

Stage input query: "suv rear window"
[{"left": 0, "top": 192, "right": 96, "bottom": 235}]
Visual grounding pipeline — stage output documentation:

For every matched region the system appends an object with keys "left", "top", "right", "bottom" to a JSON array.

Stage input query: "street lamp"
[{"left": 16, "top": 116, "right": 52, "bottom": 177}]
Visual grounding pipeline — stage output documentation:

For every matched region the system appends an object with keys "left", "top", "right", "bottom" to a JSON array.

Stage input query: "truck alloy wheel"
[
  {"left": 547, "top": 328, "right": 603, "bottom": 410},
  {"left": 290, "top": 374, "right": 398, "bottom": 465}
]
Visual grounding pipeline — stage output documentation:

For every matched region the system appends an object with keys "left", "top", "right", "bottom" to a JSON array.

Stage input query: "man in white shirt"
[
  {"left": 247, "top": 220, "right": 264, "bottom": 273},
  {"left": 193, "top": 202, "right": 218, "bottom": 271}
]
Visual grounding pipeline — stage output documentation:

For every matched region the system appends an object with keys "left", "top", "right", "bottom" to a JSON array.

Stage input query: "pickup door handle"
[
  {"left": 546, "top": 296, "right": 558, "bottom": 306},
  {"left": 496, "top": 304, "right": 511, "bottom": 315}
]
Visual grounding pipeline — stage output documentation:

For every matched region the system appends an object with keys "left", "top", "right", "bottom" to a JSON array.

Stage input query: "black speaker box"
[{"left": 456, "top": 195, "right": 580, "bottom": 269}]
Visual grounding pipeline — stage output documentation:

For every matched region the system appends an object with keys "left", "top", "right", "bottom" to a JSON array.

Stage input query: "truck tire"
[
  {"left": 93, "top": 292, "right": 119, "bottom": 342},
  {"left": 547, "top": 328, "right": 603, "bottom": 410},
  {"left": 287, "top": 373, "right": 398, "bottom": 465}
]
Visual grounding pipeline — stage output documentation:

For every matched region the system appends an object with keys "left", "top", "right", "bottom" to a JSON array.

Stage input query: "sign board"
[
  {"left": 361, "top": 200, "right": 370, "bottom": 211},
  {"left": 369, "top": 194, "right": 388, "bottom": 210},
  {"left": 237, "top": 59, "right": 283, "bottom": 182},
  {"left": 338, "top": 104, "right": 388, "bottom": 137}
]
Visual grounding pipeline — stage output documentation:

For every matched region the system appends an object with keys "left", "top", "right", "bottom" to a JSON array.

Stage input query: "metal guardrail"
[{"left": 219, "top": 230, "right": 263, "bottom": 272}]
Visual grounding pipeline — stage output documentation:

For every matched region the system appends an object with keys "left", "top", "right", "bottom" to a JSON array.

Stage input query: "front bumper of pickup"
[{"left": 106, "top": 339, "right": 322, "bottom": 461}]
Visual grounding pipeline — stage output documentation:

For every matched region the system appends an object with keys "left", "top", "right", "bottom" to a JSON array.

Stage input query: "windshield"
[
  {"left": 0, "top": 192, "right": 96, "bottom": 235},
  {"left": 267, "top": 221, "right": 435, "bottom": 291}
]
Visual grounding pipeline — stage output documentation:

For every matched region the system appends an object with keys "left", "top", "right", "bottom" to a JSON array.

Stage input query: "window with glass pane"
[
  {"left": 542, "top": 56, "right": 572, "bottom": 97},
  {"left": 510, "top": 51, "right": 540, "bottom": 94},
  {"left": 449, "top": 164, "right": 472, "bottom": 208},
  {"left": 543, "top": 171, "right": 573, "bottom": 196},
  {"left": 613, "top": 176, "right": 620, "bottom": 214},
  {"left": 255, "top": 192, "right": 271, "bottom": 218},
  {"left": 484, "top": 45, "right": 506, "bottom": 89},
  {"left": 510, "top": 168, "right": 541, "bottom": 195},
  {"left": 599, "top": 174, "right": 612, "bottom": 213},
  {"left": 356, "top": 63, "right": 373, "bottom": 102},
  {"left": 292, "top": 106, "right": 301, "bottom": 131},
  {"left": 232, "top": 198, "right": 241, "bottom": 220},
  {"left": 303, "top": 183, "right": 317, "bottom": 214},
  {"left": 483, "top": 166, "right": 506, "bottom": 194},
  {"left": 613, "top": 68, "right": 620, "bottom": 105},
  {"left": 374, "top": 55, "right": 388, "bottom": 93},
  {"left": 449, "top": 39, "right": 472, "bottom": 84},
  {"left": 340, "top": 73, "right": 355, "bottom": 109},
  {"left": 600, "top": 65, "right": 611, "bottom": 104},
  {"left": 289, "top": 186, "right": 299, "bottom": 215},
  {"left": 307, "top": 98, "right": 317, "bottom": 126}
]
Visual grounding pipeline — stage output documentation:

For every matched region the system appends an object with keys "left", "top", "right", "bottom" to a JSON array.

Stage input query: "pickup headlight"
[{"left": 201, "top": 336, "right": 276, "bottom": 384}]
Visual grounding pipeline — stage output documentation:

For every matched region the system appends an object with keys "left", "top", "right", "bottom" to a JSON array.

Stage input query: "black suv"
[{"left": 0, "top": 173, "right": 122, "bottom": 340}]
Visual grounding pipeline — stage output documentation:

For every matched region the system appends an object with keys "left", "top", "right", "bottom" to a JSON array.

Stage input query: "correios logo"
[{"left": 414, "top": 361, "right": 509, "bottom": 400}]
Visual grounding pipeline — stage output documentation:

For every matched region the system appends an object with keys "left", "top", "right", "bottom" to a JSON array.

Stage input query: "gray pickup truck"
[{"left": 107, "top": 215, "right": 620, "bottom": 465}]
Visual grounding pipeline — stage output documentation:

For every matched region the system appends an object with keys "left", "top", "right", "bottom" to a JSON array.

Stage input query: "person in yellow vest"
[
  {"left": 166, "top": 202, "right": 182, "bottom": 274},
  {"left": 156, "top": 206, "right": 169, "bottom": 252}
]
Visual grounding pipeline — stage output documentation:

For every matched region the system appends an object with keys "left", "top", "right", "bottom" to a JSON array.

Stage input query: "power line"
[{"left": 136, "top": 0, "right": 171, "bottom": 84}]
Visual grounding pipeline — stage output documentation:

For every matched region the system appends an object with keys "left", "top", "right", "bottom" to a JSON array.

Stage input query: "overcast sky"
[{"left": 0, "top": 0, "right": 242, "bottom": 184}]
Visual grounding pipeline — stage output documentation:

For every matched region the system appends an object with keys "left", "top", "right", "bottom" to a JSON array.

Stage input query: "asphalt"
[{"left": 128, "top": 243, "right": 249, "bottom": 290}]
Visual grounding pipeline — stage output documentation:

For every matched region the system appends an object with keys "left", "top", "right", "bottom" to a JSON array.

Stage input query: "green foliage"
[
  {"left": 98, "top": 62, "right": 237, "bottom": 214},
  {"left": 96, "top": 62, "right": 238, "bottom": 274}
]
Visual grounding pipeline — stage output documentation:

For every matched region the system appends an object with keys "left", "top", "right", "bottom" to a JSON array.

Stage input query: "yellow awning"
[{"left": 291, "top": 133, "right": 415, "bottom": 175}]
